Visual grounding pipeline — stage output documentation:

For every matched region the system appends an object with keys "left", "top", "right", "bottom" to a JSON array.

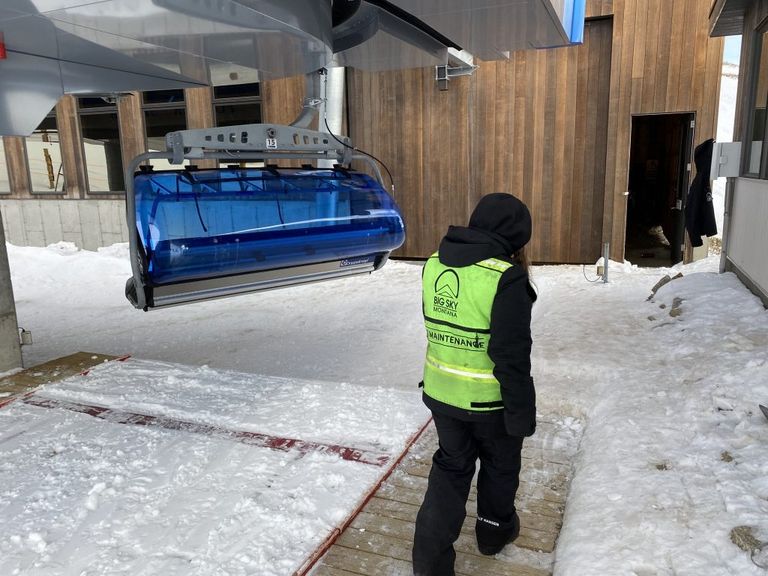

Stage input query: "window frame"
[
  {"left": 0, "top": 137, "right": 11, "bottom": 195},
  {"left": 743, "top": 21, "right": 768, "bottom": 178},
  {"left": 29, "top": 111, "right": 67, "bottom": 196},
  {"left": 141, "top": 89, "right": 189, "bottom": 149},
  {"left": 77, "top": 97, "right": 125, "bottom": 195},
  {"left": 212, "top": 82, "right": 262, "bottom": 128}
]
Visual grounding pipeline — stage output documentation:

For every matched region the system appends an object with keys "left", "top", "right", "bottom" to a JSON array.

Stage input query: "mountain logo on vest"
[{"left": 433, "top": 269, "right": 460, "bottom": 317}]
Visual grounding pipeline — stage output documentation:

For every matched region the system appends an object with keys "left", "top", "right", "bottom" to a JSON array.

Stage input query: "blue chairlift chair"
[{"left": 124, "top": 123, "right": 405, "bottom": 310}]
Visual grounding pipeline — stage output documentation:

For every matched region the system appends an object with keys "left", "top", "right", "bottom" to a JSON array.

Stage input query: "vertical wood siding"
[
  {"left": 462, "top": 19, "right": 614, "bottom": 263},
  {"left": 184, "top": 87, "right": 217, "bottom": 169},
  {"left": 262, "top": 0, "right": 723, "bottom": 262},
  {"left": 261, "top": 76, "right": 307, "bottom": 126},
  {"left": 347, "top": 18, "right": 613, "bottom": 262}
]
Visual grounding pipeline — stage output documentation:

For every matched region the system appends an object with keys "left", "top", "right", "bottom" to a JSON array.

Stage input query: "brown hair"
[
  {"left": 513, "top": 246, "right": 530, "bottom": 275},
  {"left": 513, "top": 246, "right": 537, "bottom": 300}
]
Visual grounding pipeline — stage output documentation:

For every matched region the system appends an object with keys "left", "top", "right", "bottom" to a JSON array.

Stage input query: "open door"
[{"left": 626, "top": 113, "right": 695, "bottom": 266}]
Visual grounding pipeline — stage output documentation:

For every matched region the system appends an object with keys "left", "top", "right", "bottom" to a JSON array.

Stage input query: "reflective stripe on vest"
[{"left": 422, "top": 253, "right": 513, "bottom": 412}]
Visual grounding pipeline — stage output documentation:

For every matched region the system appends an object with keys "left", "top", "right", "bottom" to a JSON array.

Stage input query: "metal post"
[
  {"left": 0, "top": 215, "right": 22, "bottom": 370},
  {"left": 318, "top": 66, "right": 345, "bottom": 169},
  {"left": 602, "top": 242, "right": 610, "bottom": 283}
]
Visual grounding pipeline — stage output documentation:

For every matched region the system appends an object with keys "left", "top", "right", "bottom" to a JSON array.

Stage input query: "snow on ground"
[
  {"left": 11, "top": 242, "right": 426, "bottom": 389},
  {"left": 531, "top": 259, "right": 768, "bottom": 575},
  {"left": 0, "top": 359, "right": 425, "bottom": 576},
  {"left": 4, "top": 242, "right": 768, "bottom": 575}
]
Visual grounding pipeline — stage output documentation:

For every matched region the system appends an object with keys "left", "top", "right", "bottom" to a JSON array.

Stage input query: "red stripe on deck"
[
  {"left": 22, "top": 395, "right": 390, "bottom": 467},
  {"left": 0, "top": 396, "right": 16, "bottom": 409}
]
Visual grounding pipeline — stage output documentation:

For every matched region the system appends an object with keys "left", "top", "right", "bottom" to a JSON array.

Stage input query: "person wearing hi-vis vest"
[{"left": 412, "top": 193, "right": 537, "bottom": 576}]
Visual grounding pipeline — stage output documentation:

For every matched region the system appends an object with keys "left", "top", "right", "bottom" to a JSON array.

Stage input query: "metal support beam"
[{"left": 435, "top": 48, "right": 478, "bottom": 90}]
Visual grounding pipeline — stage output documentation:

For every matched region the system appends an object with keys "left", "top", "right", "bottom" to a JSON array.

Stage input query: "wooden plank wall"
[
  {"left": 184, "top": 87, "right": 217, "bottom": 169},
  {"left": 468, "top": 19, "right": 613, "bottom": 263},
  {"left": 345, "top": 19, "right": 613, "bottom": 262},
  {"left": 261, "top": 0, "right": 724, "bottom": 263},
  {"left": 602, "top": 0, "right": 724, "bottom": 259},
  {"left": 116, "top": 92, "right": 146, "bottom": 174},
  {"left": 343, "top": 67, "right": 473, "bottom": 257},
  {"left": 262, "top": 75, "right": 308, "bottom": 126},
  {"left": 261, "top": 75, "right": 311, "bottom": 169}
]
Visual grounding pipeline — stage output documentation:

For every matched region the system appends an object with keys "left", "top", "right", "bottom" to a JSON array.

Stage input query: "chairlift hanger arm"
[
  {"left": 164, "top": 123, "right": 353, "bottom": 165},
  {"left": 140, "top": 122, "right": 386, "bottom": 187}
]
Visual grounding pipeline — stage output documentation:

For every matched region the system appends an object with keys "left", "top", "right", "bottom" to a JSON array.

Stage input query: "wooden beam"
[
  {"left": 184, "top": 87, "right": 217, "bottom": 169},
  {"left": 2, "top": 136, "right": 31, "bottom": 198},
  {"left": 117, "top": 92, "right": 146, "bottom": 173},
  {"left": 55, "top": 95, "right": 88, "bottom": 198}
]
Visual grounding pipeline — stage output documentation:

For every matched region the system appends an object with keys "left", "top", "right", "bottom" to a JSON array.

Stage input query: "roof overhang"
[
  {"left": 0, "top": 0, "right": 586, "bottom": 135},
  {"left": 710, "top": 0, "right": 751, "bottom": 37}
]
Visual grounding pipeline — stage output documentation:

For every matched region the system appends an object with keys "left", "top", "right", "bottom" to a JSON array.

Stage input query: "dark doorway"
[{"left": 626, "top": 114, "right": 695, "bottom": 266}]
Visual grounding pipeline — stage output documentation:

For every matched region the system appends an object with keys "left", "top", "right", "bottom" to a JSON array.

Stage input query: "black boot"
[{"left": 475, "top": 512, "right": 520, "bottom": 556}]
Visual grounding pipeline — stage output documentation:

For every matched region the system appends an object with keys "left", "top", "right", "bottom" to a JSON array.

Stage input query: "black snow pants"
[{"left": 412, "top": 411, "right": 524, "bottom": 576}]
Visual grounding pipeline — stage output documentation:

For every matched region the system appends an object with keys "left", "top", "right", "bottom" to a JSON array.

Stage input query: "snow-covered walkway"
[{"left": 2, "top": 243, "right": 767, "bottom": 575}]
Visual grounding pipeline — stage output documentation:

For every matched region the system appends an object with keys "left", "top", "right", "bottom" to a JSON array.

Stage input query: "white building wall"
[
  {"left": 726, "top": 177, "right": 768, "bottom": 301},
  {"left": 0, "top": 199, "right": 128, "bottom": 251}
]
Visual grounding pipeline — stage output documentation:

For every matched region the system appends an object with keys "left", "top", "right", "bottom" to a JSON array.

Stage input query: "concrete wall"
[
  {"left": 0, "top": 199, "right": 128, "bottom": 250},
  {"left": 725, "top": 178, "right": 768, "bottom": 304}
]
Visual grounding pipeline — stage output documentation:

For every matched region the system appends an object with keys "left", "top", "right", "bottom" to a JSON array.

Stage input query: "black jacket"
[
  {"left": 422, "top": 225, "right": 537, "bottom": 437},
  {"left": 685, "top": 138, "right": 718, "bottom": 247}
]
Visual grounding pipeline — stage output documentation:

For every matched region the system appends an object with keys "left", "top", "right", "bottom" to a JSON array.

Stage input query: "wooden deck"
[
  {"left": 0, "top": 351, "right": 118, "bottom": 407},
  {"left": 311, "top": 416, "right": 582, "bottom": 576}
]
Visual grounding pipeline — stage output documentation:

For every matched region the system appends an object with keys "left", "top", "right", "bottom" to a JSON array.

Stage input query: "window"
[
  {"left": 213, "top": 83, "right": 262, "bottom": 168},
  {"left": 214, "top": 82, "right": 262, "bottom": 127},
  {"left": 145, "top": 108, "right": 187, "bottom": 141},
  {"left": 28, "top": 115, "right": 66, "bottom": 193},
  {"left": 79, "top": 98, "right": 125, "bottom": 193},
  {"left": 143, "top": 89, "right": 189, "bottom": 170},
  {"left": 746, "top": 28, "right": 768, "bottom": 177},
  {"left": 0, "top": 138, "right": 10, "bottom": 193},
  {"left": 213, "top": 84, "right": 260, "bottom": 99},
  {"left": 143, "top": 89, "right": 185, "bottom": 106}
]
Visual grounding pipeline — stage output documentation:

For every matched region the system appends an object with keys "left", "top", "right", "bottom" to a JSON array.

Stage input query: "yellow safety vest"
[{"left": 422, "top": 253, "right": 513, "bottom": 411}]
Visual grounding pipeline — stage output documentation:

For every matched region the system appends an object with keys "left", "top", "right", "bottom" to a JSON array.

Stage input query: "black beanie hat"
[{"left": 468, "top": 193, "right": 532, "bottom": 253}]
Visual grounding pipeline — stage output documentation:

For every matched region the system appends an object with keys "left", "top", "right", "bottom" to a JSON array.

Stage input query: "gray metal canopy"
[{"left": 0, "top": 0, "right": 586, "bottom": 135}]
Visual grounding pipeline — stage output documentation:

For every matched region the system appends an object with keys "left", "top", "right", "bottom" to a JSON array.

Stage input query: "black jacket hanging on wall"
[{"left": 684, "top": 138, "right": 718, "bottom": 247}]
